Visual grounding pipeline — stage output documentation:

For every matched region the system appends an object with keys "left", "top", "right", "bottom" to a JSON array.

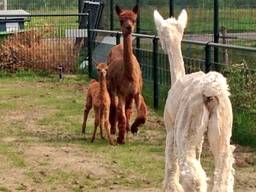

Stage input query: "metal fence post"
[
  {"left": 136, "top": 0, "right": 140, "bottom": 50},
  {"left": 153, "top": 36, "right": 159, "bottom": 110},
  {"left": 87, "top": 11, "right": 92, "bottom": 78},
  {"left": 169, "top": 0, "right": 174, "bottom": 17},
  {"left": 205, "top": 43, "right": 211, "bottom": 73},
  {"left": 214, "top": 0, "right": 219, "bottom": 70},
  {"left": 116, "top": 32, "right": 121, "bottom": 45},
  {"left": 110, "top": 0, "right": 114, "bottom": 30},
  {"left": 78, "top": 0, "right": 82, "bottom": 13}
]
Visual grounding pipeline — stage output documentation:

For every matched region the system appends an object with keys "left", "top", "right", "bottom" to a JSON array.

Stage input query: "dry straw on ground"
[{"left": 0, "top": 27, "right": 79, "bottom": 73}]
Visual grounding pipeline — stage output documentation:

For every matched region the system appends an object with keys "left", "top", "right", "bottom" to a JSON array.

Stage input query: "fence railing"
[
  {"left": 87, "top": 27, "right": 256, "bottom": 146},
  {"left": 87, "top": 28, "right": 256, "bottom": 107}
]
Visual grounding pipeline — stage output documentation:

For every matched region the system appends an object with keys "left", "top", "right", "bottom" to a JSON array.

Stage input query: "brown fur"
[
  {"left": 131, "top": 95, "right": 148, "bottom": 134},
  {"left": 107, "top": 5, "right": 147, "bottom": 144},
  {"left": 82, "top": 63, "right": 114, "bottom": 145}
]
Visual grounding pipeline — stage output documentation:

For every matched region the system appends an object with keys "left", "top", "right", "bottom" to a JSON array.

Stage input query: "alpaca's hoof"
[
  {"left": 117, "top": 137, "right": 125, "bottom": 144},
  {"left": 126, "top": 125, "right": 130, "bottom": 133},
  {"left": 82, "top": 125, "right": 86, "bottom": 134},
  {"left": 110, "top": 128, "right": 116, "bottom": 135},
  {"left": 131, "top": 126, "right": 138, "bottom": 134},
  {"left": 131, "top": 117, "right": 146, "bottom": 134},
  {"left": 101, "top": 136, "right": 105, "bottom": 140},
  {"left": 109, "top": 140, "right": 116, "bottom": 146}
]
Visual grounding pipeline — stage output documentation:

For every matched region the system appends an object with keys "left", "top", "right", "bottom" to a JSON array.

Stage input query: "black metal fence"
[
  {"left": 97, "top": 0, "right": 256, "bottom": 47},
  {"left": 7, "top": 0, "right": 78, "bottom": 13},
  {"left": 5, "top": 0, "right": 256, "bottom": 47},
  {"left": 86, "top": 28, "right": 256, "bottom": 146}
]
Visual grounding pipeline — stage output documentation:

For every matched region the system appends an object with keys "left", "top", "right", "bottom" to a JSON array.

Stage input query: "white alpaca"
[{"left": 154, "top": 10, "right": 235, "bottom": 192}]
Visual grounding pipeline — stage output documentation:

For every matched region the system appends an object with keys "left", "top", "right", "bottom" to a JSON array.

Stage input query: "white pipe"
[{"left": 4, "top": 0, "right": 7, "bottom": 10}]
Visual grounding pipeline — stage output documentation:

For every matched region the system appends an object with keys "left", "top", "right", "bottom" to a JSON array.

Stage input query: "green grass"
[
  {"left": 0, "top": 71, "right": 255, "bottom": 191},
  {"left": 0, "top": 71, "right": 166, "bottom": 191},
  {"left": 0, "top": 144, "right": 26, "bottom": 168}
]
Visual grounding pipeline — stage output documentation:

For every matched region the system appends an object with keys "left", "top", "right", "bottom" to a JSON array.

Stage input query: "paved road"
[{"left": 184, "top": 32, "right": 256, "bottom": 42}]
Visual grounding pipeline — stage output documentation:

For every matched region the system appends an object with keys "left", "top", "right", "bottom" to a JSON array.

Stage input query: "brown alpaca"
[
  {"left": 107, "top": 4, "right": 147, "bottom": 144},
  {"left": 82, "top": 63, "right": 114, "bottom": 145}
]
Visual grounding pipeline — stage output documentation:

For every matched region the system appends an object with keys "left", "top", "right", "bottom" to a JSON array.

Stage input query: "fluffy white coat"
[{"left": 154, "top": 10, "right": 235, "bottom": 192}]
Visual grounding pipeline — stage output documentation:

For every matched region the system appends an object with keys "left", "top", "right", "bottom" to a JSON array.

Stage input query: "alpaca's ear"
[
  {"left": 132, "top": 4, "right": 139, "bottom": 14},
  {"left": 178, "top": 9, "right": 187, "bottom": 29},
  {"left": 154, "top": 10, "right": 164, "bottom": 31},
  {"left": 115, "top": 5, "right": 122, "bottom": 16}
]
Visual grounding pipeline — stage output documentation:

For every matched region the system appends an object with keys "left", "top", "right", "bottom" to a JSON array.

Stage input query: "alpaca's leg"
[
  {"left": 99, "top": 124, "right": 105, "bottom": 139},
  {"left": 207, "top": 102, "right": 234, "bottom": 192},
  {"left": 179, "top": 157, "right": 207, "bottom": 192},
  {"left": 99, "top": 110, "right": 105, "bottom": 140},
  {"left": 177, "top": 107, "right": 208, "bottom": 192},
  {"left": 109, "top": 93, "right": 118, "bottom": 135},
  {"left": 117, "top": 97, "right": 126, "bottom": 144},
  {"left": 104, "top": 120, "right": 114, "bottom": 145},
  {"left": 91, "top": 109, "right": 100, "bottom": 143},
  {"left": 125, "top": 96, "right": 133, "bottom": 132},
  {"left": 103, "top": 109, "right": 114, "bottom": 145},
  {"left": 131, "top": 94, "right": 147, "bottom": 134},
  {"left": 82, "top": 94, "right": 92, "bottom": 134},
  {"left": 197, "top": 136, "right": 204, "bottom": 161},
  {"left": 163, "top": 112, "right": 183, "bottom": 192}
]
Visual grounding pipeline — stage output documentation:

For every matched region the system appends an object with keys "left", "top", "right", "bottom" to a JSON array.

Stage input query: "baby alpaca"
[{"left": 82, "top": 63, "right": 114, "bottom": 145}]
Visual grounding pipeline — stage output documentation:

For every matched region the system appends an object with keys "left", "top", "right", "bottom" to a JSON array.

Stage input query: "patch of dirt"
[
  {"left": 234, "top": 145, "right": 256, "bottom": 167},
  {"left": 0, "top": 168, "right": 34, "bottom": 191},
  {"left": 1, "top": 137, "right": 17, "bottom": 143},
  {"left": 24, "top": 145, "right": 108, "bottom": 177}
]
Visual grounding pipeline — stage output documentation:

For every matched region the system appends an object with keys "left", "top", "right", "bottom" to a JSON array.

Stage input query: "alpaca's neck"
[
  {"left": 166, "top": 42, "right": 185, "bottom": 86},
  {"left": 123, "top": 35, "right": 134, "bottom": 77},
  {"left": 99, "top": 75, "right": 108, "bottom": 96}
]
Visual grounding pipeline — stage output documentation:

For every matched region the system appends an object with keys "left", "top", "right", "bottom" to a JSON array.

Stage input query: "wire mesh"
[
  {"left": 210, "top": 46, "right": 256, "bottom": 146},
  {"left": 0, "top": 14, "right": 86, "bottom": 73},
  {"left": 7, "top": 0, "right": 78, "bottom": 13}
]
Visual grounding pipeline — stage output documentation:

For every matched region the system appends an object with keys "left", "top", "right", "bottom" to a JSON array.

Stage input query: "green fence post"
[
  {"left": 78, "top": 0, "right": 82, "bottom": 24},
  {"left": 205, "top": 43, "right": 211, "bottom": 73},
  {"left": 153, "top": 36, "right": 159, "bottom": 110},
  {"left": 110, "top": 0, "right": 114, "bottom": 30},
  {"left": 87, "top": 11, "right": 92, "bottom": 78},
  {"left": 214, "top": 0, "right": 219, "bottom": 70},
  {"left": 136, "top": 0, "right": 140, "bottom": 50},
  {"left": 169, "top": 0, "right": 174, "bottom": 17},
  {"left": 116, "top": 32, "right": 121, "bottom": 45},
  {"left": 78, "top": 0, "right": 82, "bottom": 13}
]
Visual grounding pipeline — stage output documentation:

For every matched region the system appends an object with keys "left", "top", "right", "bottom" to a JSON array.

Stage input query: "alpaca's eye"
[{"left": 120, "top": 20, "right": 124, "bottom": 25}]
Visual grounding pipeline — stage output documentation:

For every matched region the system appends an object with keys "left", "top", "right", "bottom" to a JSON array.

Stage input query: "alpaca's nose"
[{"left": 126, "top": 25, "right": 132, "bottom": 31}]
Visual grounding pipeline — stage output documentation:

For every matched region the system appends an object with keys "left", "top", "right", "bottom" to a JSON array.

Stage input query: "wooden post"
[
  {"left": 0, "top": 0, "right": 7, "bottom": 10},
  {"left": 221, "top": 26, "right": 229, "bottom": 65}
]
